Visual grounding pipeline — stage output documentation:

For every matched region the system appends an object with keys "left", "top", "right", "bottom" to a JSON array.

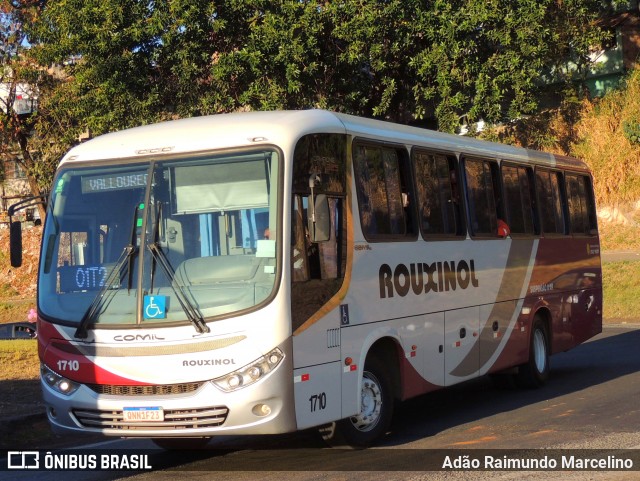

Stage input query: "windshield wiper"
[
  {"left": 74, "top": 205, "right": 141, "bottom": 339},
  {"left": 147, "top": 203, "right": 210, "bottom": 334}
]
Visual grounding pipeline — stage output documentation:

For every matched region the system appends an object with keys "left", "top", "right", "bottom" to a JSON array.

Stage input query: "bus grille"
[
  {"left": 72, "top": 406, "right": 229, "bottom": 431},
  {"left": 87, "top": 382, "right": 204, "bottom": 396}
]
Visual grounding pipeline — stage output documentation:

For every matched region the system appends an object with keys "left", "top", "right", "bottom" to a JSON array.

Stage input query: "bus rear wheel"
[
  {"left": 517, "top": 317, "right": 550, "bottom": 388},
  {"left": 322, "top": 357, "right": 393, "bottom": 447}
]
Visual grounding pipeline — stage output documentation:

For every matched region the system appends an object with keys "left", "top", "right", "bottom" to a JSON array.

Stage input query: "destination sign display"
[
  {"left": 81, "top": 172, "right": 148, "bottom": 194},
  {"left": 58, "top": 265, "right": 110, "bottom": 293}
]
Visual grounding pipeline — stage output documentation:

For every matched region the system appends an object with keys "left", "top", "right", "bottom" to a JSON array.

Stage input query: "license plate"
[{"left": 123, "top": 406, "right": 164, "bottom": 422}]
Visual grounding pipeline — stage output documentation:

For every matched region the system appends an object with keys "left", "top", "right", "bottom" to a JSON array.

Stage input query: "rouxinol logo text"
[
  {"left": 182, "top": 359, "right": 236, "bottom": 367},
  {"left": 379, "top": 259, "right": 479, "bottom": 298}
]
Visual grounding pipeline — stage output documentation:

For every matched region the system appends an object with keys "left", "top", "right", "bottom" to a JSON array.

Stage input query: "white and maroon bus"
[{"left": 12, "top": 110, "right": 602, "bottom": 447}]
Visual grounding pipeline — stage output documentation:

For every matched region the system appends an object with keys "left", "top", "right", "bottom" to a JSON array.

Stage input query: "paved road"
[
  {"left": 601, "top": 250, "right": 640, "bottom": 263},
  {"left": 5, "top": 325, "right": 640, "bottom": 480}
]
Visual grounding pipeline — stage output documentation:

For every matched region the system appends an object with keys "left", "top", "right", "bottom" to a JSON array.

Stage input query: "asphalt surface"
[{"left": 601, "top": 250, "right": 640, "bottom": 263}]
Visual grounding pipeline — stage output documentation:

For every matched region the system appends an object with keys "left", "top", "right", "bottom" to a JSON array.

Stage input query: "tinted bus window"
[
  {"left": 293, "top": 134, "right": 346, "bottom": 195},
  {"left": 412, "top": 150, "right": 464, "bottom": 237},
  {"left": 566, "top": 173, "right": 598, "bottom": 235},
  {"left": 464, "top": 158, "right": 500, "bottom": 236},
  {"left": 535, "top": 169, "right": 566, "bottom": 235},
  {"left": 353, "top": 143, "right": 415, "bottom": 240},
  {"left": 502, "top": 164, "right": 536, "bottom": 235}
]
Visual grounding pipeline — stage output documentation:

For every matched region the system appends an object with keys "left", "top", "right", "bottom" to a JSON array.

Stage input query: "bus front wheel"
[
  {"left": 322, "top": 357, "right": 393, "bottom": 447},
  {"left": 517, "top": 317, "right": 550, "bottom": 388}
]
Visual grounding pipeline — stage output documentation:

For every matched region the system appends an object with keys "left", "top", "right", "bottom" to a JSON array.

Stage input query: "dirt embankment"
[
  {"left": 0, "top": 225, "right": 41, "bottom": 324},
  {"left": 0, "top": 225, "right": 41, "bottom": 299}
]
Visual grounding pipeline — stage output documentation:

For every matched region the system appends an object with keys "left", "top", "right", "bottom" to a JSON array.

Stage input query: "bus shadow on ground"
[
  {"left": 384, "top": 326, "right": 640, "bottom": 446},
  {"left": 109, "top": 327, "right": 640, "bottom": 473},
  {"left": 195, "top": 327, "right": 640, "bottom": 453}
]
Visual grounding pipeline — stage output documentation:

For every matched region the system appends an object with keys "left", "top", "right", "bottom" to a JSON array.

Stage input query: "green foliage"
[
  {"left": 27, "top": 1, "right": 609, "bottom": 128},
  {"left": 478, "top": 91, "right": 584, "bottom": 156},
  {"left": 1, "top": 1, "right": 51, "bottom": 217},
  {"left": 0, "top": 0, "right": 613, "bottom": 193},
  {"left": 623, "top": 119, "right": 640, "bottom": 145},
  {"left": 479, "top": 67, "right": 640, "bottom": 210}
]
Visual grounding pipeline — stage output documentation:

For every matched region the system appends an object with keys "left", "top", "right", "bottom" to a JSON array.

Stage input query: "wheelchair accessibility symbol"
[{"left": 144, "top": 295, "right": 166, "bottom": 319}]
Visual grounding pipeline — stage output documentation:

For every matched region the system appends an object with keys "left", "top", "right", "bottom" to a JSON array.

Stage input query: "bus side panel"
[
  {"left": 293, "top": 362, "right": 342, "bottom": 430},
  {"left": 446, "top": 239, "right": 538, "bottom": 382},
  {"left": 479, "top": 300, "right": 528, "bottom": 375},
  {"left": 420, "top": 312, "right": 445, "bottom": 390},
  {"left": 528, "top": 237, "right": 602, "bottom": 354},
  {"left": 292, "top": 307, "right": 341, "bottom": 368},
  {"left": 396, "top": 311, "right": 445, "bottom": 400},
  {"left": 292, "top": 306, "right": 342, "bottom": 429},
  {"left": 444, "top": 307, "right": 479, "bottom": 386},
  {"left": 339, "top": 313, "right": 443, "bottom": 418}
]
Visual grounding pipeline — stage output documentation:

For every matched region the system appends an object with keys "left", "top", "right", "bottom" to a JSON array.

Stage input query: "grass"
[
  {"left": 0, "top": 340, "right": 107, "bottom": 450},
  {"left": 0, "top": 281, "right": 19, "bottom": 298},
  {"left": 0, "top": 298, "right": 34, "bottom": 324},
  {"left": 0, "top": 340, "right": 44, "bottom": 449},
  {"left": 602, "top": 261, "right": 640, "bottom": 321},
  {"left": 599, "top": 222, "right": 640, "bottom": 251},
  {"left": 573, "top": 68, "right": 640, "bottom": 207},
  {"left": 0, "top": 340, "right": 39, "bottom": 381}
]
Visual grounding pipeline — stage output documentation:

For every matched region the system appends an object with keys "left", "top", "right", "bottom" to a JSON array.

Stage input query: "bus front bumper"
[{"left": 41, "top": 345, "right": 297, "bottom": 438}]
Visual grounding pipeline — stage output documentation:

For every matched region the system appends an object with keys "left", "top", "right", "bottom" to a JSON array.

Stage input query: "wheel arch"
[{"left": 365, "top": 336, "right": 402, "bottom": 401}]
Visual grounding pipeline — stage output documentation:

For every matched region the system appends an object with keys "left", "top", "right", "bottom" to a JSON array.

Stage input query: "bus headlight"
[
  {"left": 212, "top": 348, "right": 284, "bottom": 392},
  {"left": 41, "top": 364, "right": 80, "bottom": 396}
]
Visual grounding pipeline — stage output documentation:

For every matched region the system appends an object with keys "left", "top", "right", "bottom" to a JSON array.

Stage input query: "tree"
[
  {"left": 196, "top": 0, "right": 611, "bottom": 131},
  {"left": 0, "top": 0, "right": 49, "bottom": 220},
  {"left": 21, "top": 0, "right": 613, "bottom": 190}
]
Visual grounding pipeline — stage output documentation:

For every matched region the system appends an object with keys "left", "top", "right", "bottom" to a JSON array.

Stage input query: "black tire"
[
  {"left": 321, "top": 356, "right": 393, "bottom": 447},
  {"left": 516, "top": 317, "right": 550, "bottom": 389},
  {"left": 151, "top": 437, "right": 211, "bottom": 450}
]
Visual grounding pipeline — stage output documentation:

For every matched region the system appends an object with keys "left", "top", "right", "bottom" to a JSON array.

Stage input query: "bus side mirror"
[
  {"left": 308, "top": 194, "right": 330, "bottom": 243},
  {"left": 10, "top": 221, "right": 23, "bottom": 268}
]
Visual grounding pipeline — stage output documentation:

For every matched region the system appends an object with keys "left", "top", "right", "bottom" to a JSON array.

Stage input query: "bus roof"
[{"left": 60, "top": 109, "right": 586, "bottom": 171}]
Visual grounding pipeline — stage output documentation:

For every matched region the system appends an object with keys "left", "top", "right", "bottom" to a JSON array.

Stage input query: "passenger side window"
[
  {"left": 501, "top": 164, "right": 536, "bottom": 235},
  {"left": 353, "top": 142, "right": 416, "bottom": 240},
  {"left": 535, "top": 169, "right": 566, "bottom": 235},
  {"left": 566, "top": 173, "right": 598, "bottom": 235},
  {"left": 464, "top": 158, "right": 501, "bottom": 237},
  {"left": 412, "top": 150, "right": 464, "bottom": 237}
]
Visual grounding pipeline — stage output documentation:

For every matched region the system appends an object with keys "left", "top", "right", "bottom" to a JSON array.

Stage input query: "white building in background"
[{"left": 0, "top": 81, "right": 38, "bottom": 115}]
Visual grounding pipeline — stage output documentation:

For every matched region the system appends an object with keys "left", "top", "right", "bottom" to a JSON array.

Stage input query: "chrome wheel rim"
[
  {"left": 350, "top": 371, "right": 383, "bottom": 432},
  {"left": 533, "top": 329, "right": 547, "bottom": 374}
]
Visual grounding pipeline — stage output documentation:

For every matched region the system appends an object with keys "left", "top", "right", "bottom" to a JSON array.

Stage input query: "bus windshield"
[{"left": 38, "top": 149, "right": 280, "bottom": 332}]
